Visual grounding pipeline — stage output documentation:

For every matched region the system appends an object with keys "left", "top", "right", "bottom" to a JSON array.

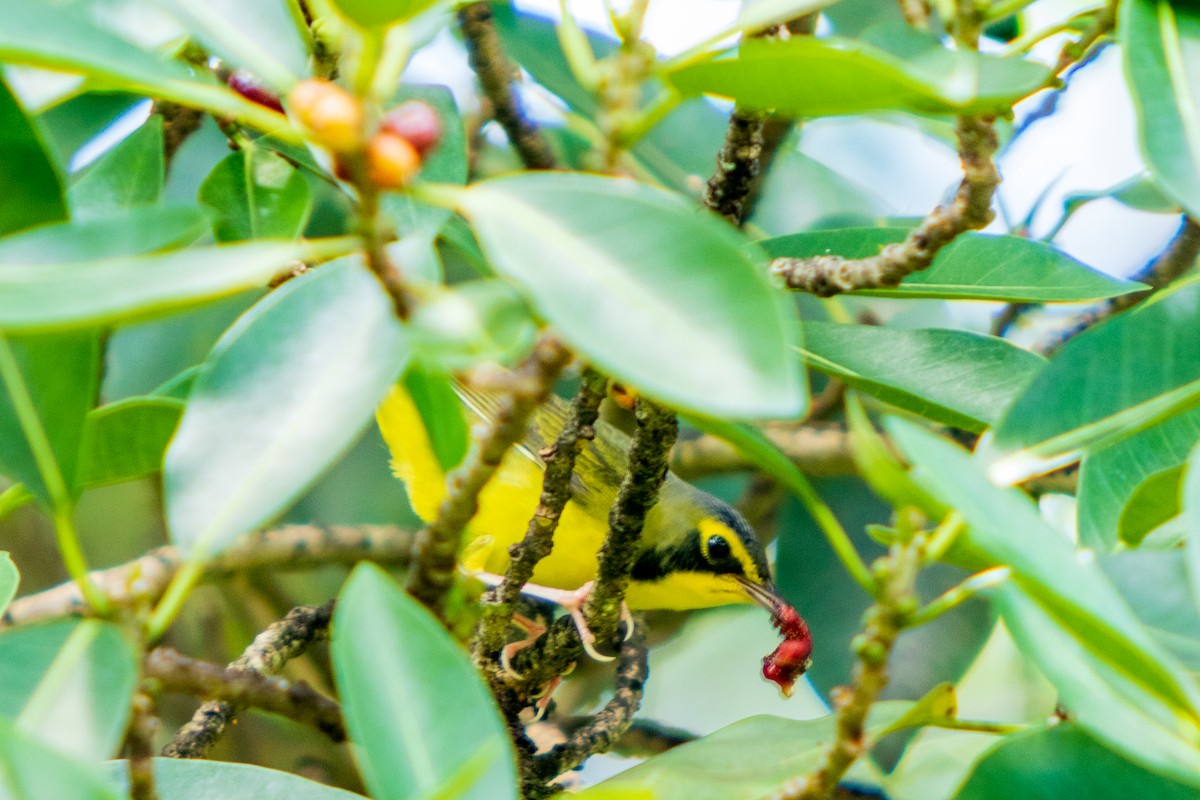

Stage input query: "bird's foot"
[
  {"left": 518, "top": 581, "right": 634, "bottom": 662},
  {"left": 498, "top": 613, "right": 547, "bottom": 681}
]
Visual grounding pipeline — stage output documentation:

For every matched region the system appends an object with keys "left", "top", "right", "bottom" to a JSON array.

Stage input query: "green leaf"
[
  {"left": 0, "top": 553, "right": 17, "bottom": 616},
  {"left": 447, "top": 173, "right": 807, "bottom": 419},
  {"left": 0, "top": 75, "right": 65, "bottom": 238},
  {"left": 0, "top": 240, "right": 338, "bottom": 334},
  {"left": 76, "top": 396, "right": 184, "bottom": 489},
  {"left": 103, "top": 758, "right": 366, "bottom": 800},
  {"left": 665, "top": 31, "right": 1049, "bottom": 117},
  {"left": 760, "top": 228, "right": 1143, "bottom": 301},
  {"left": 888, "top": 419, "right": 1200, "bottom": 730},
  {"left": 1060, "top": 174, "right": 1180, "bottom": 220},
  {"left": 199, "top": 147, "right": 313, "bottom": 242},
  {"left": 955, "top": 724, "right": 1200, "bottom": 800},
  {"left": 1121, "top": 0, "right": 1200, "bottom": 219},
  {"left": 845, "top": 392, "right": 947, "bottom": 514},
  {"left": 991, "top": 280, "right": 1200, "bottom": 487},
  {"left": 1101, "top": 550, "right": 1200, "bottom": 671},
  {"left": 164, "top": 258, "right": 408, "bottom": 557},
  {"left": 0, "top": 716, "right": 120, "bottom": 800},
  {"left": 578, "top": 704, "right": 913, "bottom": 799},
  {"left": 410, "top": 280, "right": 537, "bottom": 370},
  {"left": 0, "top": 333, "right": 99, "bottom": 505},
  {"left": 332, "top": 563, "right": 518, "bottom": 800},
  {"left": 986, "top": 582, "right": 1200, "bottom": 788},
  {"left": 749, "top": 150, "right": 889, "bottom": 236},
  {"left": 1184, "top": 441, "right": 1200, "bottom": 619},
  {"left": 799, "top": 322, "right": 1045, "bottom": 431},
  {"left": 402, "top": 366, "right": 467, "bottom": 472},
  {"left": 0, "top": 205, "right": 208, "bottom": 265},
  {"left": 1119, "top": 464, "right": 1187, "bottom": 545},
  {"left": 1077, "top": 409, "right": 1200, "bottom": 549},
  {"left": 330, "top": 0, "right": 442, "bottom": 28},
  {"left": 68, "top": 115, "right": 165, "bottom": 217},
  {"left": 0, "top": 620, "right": 137, "bottom": 761}
]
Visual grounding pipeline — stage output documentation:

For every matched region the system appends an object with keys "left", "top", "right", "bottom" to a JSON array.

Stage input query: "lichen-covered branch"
[
  {"left": 474, "top": 367, "right": 608, "bottom": 660},
  {"left": 406, "top": 335, "right": 571, "bottom": 617},
  {"left": 1, "top": 524, "right": 412, "bottom": 629},
  {"left": 126, "top": 691, "right": 161, "bottom": 800},
  {"left": 670, "top": 424, "right": 854, "bottom": 481},
  {"left": 531, "top": 619, "right": 649, "bottom": 783},
  {"left": 1110, "top": 215, "right": 1200, "bottom": 312},
  {"left": 458, "top": 1, "right": 557, "bottom": 170},
  {"left": 160, "top": 602, "right": 336, "bottom": 758}
]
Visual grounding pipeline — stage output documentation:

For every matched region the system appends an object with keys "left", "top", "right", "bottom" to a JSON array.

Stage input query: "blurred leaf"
[
  {"left": 845, "top": 393, "right": 946, "bottom": 514},
  {"left": 0, "top": 240, "right": 330, "bottom": 333},
  {"left": 883, "top": 683, "right": 958, "bottom": 736},
  {"left": 199, "top": 148, "right": 312, "bottom": 242},
  {"left": 103, "top": 758, "right": 366, "bottom": 799},
  {"left": 748, "top": 149, "right": 889, "bottom": 236},
  {"left": 1100, "top": 550, "right": 1200, "bottom": 672},
  {"left": 955, "top": 724, "right": 1200, "bottom": 800},
  {"left": 332, "top": 563, "right": 518, "bottom": 800},
  {"left": 800, "top": 323, "right": 1045, "bottom": 431},
  {"left": 38, "top": 91, "right": 141, "bottom": 167},
  {"left": 1077, "top": 409, "right": 1200, "bottom": 549},
  {"left": 330, "top": 0, "right": 441, "bottom": 28},
  {"left": 449, "top": 173, "right": 807, "bottom": 419},
  {"left": 1119, "top": 464, "right": 1186, "bottom": 545},
  {"left": 403, "top": 366, "right": 467, "bottom": 472},
  {"left": 77, "top": 396, "right": 183, "bottom": 488},
  {"left": 760, "top": 228, "right": 1142, "bottom": 301},
  {"left": 68, "top": 115, "right": 164, "bottom": 217},
  {"left": 1059, "top": 175, "right": 1179, "bottom": 229},
  {"left": 156, "top": 0, "right": 308, "bottom": 91},
  {"left": 410, "top": 280, "right": 537, "bottom": 370},
  {"left": 0, "top": 205, "right": 208, "bottom": 264},
  {"left": 0, "top": 716, "right": 119, "bottom": 800},
  {"left": 1184, "top": 441, "right": 1200, "bottom": 620},
  {"left": 666, "top": 31, "right": 1049, "bottom": 117},
  {"left": 0, "top": 553, "right": 16, "bottom": 615},
  {"left": 991, "top": 281, "right": 1200, "bottom": 487},
  {"left": 888, "top": 420, "right": 1200, "bottom": 740},
  {"left": 987, "top": 582, "right": 1200, "bottom": 788},
  {"left": 0, "top": 75, "right": 65, "bottom": 237},
  {"left": 0, "top": 620, "right": 137, "bottom": 760},
  {"left": 0, "top": 333, "right": 99, "bottom": 505},
  {"left": 1121, "top": 0, "right": 1200, "bottom": 219},
  {"left": 164, "top": 257, "right": 408, "bottom": 557},
  {"left": 578, "top": 704, "right": 913, "bottom": 799},
  {"left": 733, "top": 0, "right": 837, "bottom": 33}
]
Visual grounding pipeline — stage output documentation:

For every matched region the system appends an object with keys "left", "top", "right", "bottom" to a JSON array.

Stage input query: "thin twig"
[
  {"left": 126, "top": 690, "right": 161, "bottom": 800},
  {"left": 1, "top": 524, "right": 413, "bottom": 629},
  {"left": 153, "top": 101, "right": 206, "bottom": 165},
  {"left": 406, "top": 335, "right": 572, "bottom": 617},
  {"left": 458, "top": 1, "right": 557, "bottom": 170},
  {"left": 670, "top": 424, "right": 854, "bottom": 480},
  {"left": 160, "top": 602, "right": 337, "bottom": 758}
]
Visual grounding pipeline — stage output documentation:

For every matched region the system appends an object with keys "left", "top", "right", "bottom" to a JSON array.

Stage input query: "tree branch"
[
  {"left": 670, "top": 424, "right": 854, "bottom": 480},
  {"left": 406, "top": 335, "right": 572, "bottom": 617},
  {"left": 126, "top": 690, "right": 161, "bottom": 800},
  {"left": 160, "top": 602, "right": 337, "bottom": 758},
  {"left": 1, "top": 524, "right": 412, "bottom": 629},
  {"left": 458, "top": 1, "right": 557, "bottom": 170}
]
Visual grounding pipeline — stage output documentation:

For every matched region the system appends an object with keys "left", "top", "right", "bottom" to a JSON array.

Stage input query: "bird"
[{"left": 376, "top": 378, "right": 807, "bottom": 668}]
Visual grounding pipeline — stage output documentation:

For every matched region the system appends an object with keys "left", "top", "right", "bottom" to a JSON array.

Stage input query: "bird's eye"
[{"left": 707, "top": 535, "right": 731, "bottom": 561}]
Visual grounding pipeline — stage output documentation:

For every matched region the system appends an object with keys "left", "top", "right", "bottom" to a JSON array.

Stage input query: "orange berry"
[
  {"left": 286, "top": 79, "right": 364, "bottom": 153},
  {"left": 366, "top": 131, "right": 421, "bottom": 189}
]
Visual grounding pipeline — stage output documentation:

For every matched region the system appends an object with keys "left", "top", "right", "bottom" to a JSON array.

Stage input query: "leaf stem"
[
  {"left": 907, "top": 567, "right": 1009, "bottom": 627},
  {"left": 0, "top": 483, "right": 32, "bottom": 521},
  {"left": 146, "top": 556, "right": 207, "bottom": 642}
]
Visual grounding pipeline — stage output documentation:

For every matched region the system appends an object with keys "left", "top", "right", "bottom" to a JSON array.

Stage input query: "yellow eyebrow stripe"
[{"left": 697, "top": 517, "right": 762, "bottom": 584}]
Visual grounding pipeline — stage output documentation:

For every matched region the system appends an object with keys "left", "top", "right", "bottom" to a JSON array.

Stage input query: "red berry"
[
  {"left": 227, "top": 71, "right": 284, "bottom": 114},
  {"left": 762, "top": 638, "right": 813, "bottom": 698},
  {"left": 382, "top": 100, "right": 442, "bottom": 158}
]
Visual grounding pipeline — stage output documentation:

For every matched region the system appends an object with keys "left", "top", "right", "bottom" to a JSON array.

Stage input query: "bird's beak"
[{"left": 737, "top": 576, "right": 788, "bottom": 616}]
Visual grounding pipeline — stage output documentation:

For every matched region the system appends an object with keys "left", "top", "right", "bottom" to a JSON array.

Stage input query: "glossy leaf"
[
  {"left": 330, "top": 0, "right": 441, "bottom": 28},
  {"left": 164, "top": 258, "right": 408, "bottom": 557},
  {"left": 956, "top": 724, "right": 1200, "bottom": 800},
  {"left": 760, "top": 228, "right": 1142, "bottom": 301},
  {"left": 0, "top": 334, "right": 99, "bottom": 505},
  {"left": 0, "top": 716, "right": 120, "bottom": 800},
  {"left": 448, "top": 173, "right": 806, "bottom": 419},
  {"left": 666, "top": 31, "right": 1049, "bottom": 117},
  {"left": 800, "top": 322, "right": 1045, "bottom": 431},
  {"left": 1077, "top": 409, "right": 1200, "bottom": 549},
  {"left": 1184, "top": 441, "right": 1200, "bottom": 618},
  {"left": 0, "top": 553, "right": 16, "bottom": 616},
  {"left": 200, "top": 148, "right": 312, "bottom": 242},
  {"left": 987, "top": 582, "right": 1200, "bottom": 788},
  {"left": 410, "top": 280, "right": 537, "bottom": 370},
  {"left": 1101, "top": 550, "right": 1200, "bottom": 672},
  {"left": 103, "top": 758, "right": 366, "bottom": 800},
  {"left": 332, "top": 563, "right": 517, "bottom": 800},
  {"left": 0, "top": 205, "right": 208, "bottom": 265},
  {"left": 1121, "top": 0, "right": 1200, "bottom": 219},
  {"left": 402, "top": 367, "right": 467, "bottom": 472},
  {"left": 0, "top": 240, "right": 330, "bottom": 333},
  {"left": 0, "top": 75, "right": 65, "bottom": 237},
  {"left": 991, "top": 280, "right": 1200, "bottom": 486},
  {"left": 68, "top": 115, "right": 164, "bottom": 217},
  {"left": 0, "top": 620, "right": 137, "bottom": 760},
  {"left": 76, "top": 396, "right": 183, "bottom": 488},
  {"left": 888, "top": 420, "right": 1200, "bottom": 730},
  {"left": 1119, "top": 464, "right": 1187, "bottom": 545},
  {"left": 845, "top": 392, "right": 946, "bottom": 514},
  {"left": 578, "top": 704, "right": 912, "bottom": 799}
]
